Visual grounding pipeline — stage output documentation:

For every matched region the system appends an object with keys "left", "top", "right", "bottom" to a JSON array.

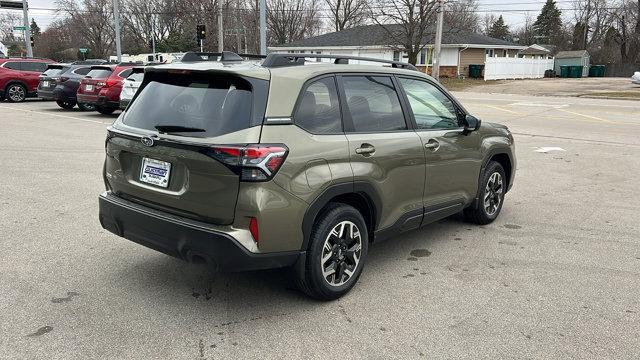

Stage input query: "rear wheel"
[
  {"left": 56, "top": 99, "right": 76, "bottom": 109},
  {"left": 465, "top": 161, "right": 506, "bottom": 224},
  {"left": 96, "top": 106, "right": 116, "bottom": 115},
  {"left": 78, "top": 103, "right": 95, "bottom": 111},
  {"left": 296, "top": 203, "right": 368, "bottom": 300},
  {"left": 6, "top": 83, "right": 26, "bottom": 102}
]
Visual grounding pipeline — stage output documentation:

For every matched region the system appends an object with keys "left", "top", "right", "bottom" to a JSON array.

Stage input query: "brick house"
[{"left": 269, "top": 24, "right": 525, "bottom": 77}]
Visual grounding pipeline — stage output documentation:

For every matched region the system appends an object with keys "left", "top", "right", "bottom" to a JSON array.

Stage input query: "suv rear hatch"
[
  {"left": 39, "top": 64, "right": 69, "bottom": 91},
  {"left": 104, "top": 68, "right": 272, "bottom": 225},
  {"left": 79, "top": 66, "right": 113, "bottom": 96}
]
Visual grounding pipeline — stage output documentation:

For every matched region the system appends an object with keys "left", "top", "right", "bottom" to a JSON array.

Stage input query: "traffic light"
[
  {"left": 196, "top": 25, "right": 206, "bottom": 40},
  {"left": 30, "top": 36, "right": 34, "bottom": 48}
]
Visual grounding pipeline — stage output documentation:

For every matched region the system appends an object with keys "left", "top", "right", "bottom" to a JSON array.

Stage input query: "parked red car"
[
  {"left": 0, "top": 57, "right": 53, "bottom": 102},
  {"left": 77, "top": 63, "right": 134, "bottom": 114}
]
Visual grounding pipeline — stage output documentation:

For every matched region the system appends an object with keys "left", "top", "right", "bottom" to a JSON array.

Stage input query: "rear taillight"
[
  {"left": 205, "top": 144, "right": 288, "bottom": 182},
  {"left": 105, "top": 78, "right": 118, "bottom": 87},
  {"left": 96, "top": 81, "right": 105, "bottom": 87}
]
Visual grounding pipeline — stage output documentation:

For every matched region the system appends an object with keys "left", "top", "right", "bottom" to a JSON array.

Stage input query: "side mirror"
[{"left": 463, "top": 114, "right": 481, "bottom": 132}]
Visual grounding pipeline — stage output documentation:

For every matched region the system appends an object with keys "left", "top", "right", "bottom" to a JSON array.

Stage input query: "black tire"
[
  {"left": 465, "top": 161, "right": 506, "bottom": 225},
  {"left": 96, "top": 106, "right": 116, "bottom": 115},
  {"left": 5, "top": 83, "right": 27, "bottom": 102},
  {"left": 78, "top": 103, "right": 95, "bottom": 111},
  {"left": 56, "top": 99, "right": 76, "bottom": 109},
  {"left": 296, "top": 203, "right": 369, "bottom": 300}
]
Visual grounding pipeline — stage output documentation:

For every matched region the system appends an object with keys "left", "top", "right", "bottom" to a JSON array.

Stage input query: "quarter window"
[
  {"left": 398, "top": 78, "right": 460, "bottom": 130},
  {"left": 342, "top": 76, "right": 406, "bottom": 132},
  {"left": 294, "top": 77, "right": 342, "bottom": 134}
]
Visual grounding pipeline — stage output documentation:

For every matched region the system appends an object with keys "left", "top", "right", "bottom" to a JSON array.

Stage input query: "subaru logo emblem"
[{"left": 141, "top": 136, "right": 154, "bottom": 147}]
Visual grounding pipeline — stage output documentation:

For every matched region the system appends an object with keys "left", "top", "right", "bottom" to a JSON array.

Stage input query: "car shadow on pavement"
[{"left": 113, "top": 216, "right": 470, "bottom": 317}]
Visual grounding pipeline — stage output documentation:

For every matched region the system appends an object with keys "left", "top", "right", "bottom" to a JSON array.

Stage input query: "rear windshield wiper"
[{"left": 155, "top": 125, "right": 206, "bottom": 133}]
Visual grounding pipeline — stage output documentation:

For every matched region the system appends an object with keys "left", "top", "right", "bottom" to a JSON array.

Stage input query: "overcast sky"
[{"left": 4, "top": 0, "right": 576, "bottom": 32}]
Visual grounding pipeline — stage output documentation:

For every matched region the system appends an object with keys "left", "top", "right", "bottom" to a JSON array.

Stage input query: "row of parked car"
[{"left": 0, "top": 57, "right": 143, "bottom": 115}]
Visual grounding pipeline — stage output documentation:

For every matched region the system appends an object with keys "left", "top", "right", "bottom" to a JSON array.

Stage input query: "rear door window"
[
  {"left": 22, "top": 62, "right": 47, "bottom": 72},
  {"left": 341, "top": 75, "right": 407, "bottom": 132},
  {"left": 294, "top": 77, "right": 342, "bottom": 134},
  {"left": 122, "top": 72, "right": 268, "bottom": 138},
  {"left": 86, "top": 69, "right": 112, "bottom": 78}
]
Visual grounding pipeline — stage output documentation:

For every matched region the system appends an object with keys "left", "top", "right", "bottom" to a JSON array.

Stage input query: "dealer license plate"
[
  {"left": 85, "top": 84, "right": 93, "bottom": 91},
  {"left": 140, "top": 157, "right": 171, "bottom": 188}
]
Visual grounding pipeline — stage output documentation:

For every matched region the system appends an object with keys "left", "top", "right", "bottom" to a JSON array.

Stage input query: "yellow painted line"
[{"left": 557, "top": 108, "right": 617, "bottom": 124}]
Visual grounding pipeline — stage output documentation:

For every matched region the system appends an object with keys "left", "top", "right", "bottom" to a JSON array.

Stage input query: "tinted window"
[
  {"left": 294, "top": 77, "right": 341, "bottom": 134},
  {"left": 399, "top": 78, "right": 460, "bottom": 130},
  {"left": 86, "top": 69, "right": 112, "bottom": 78},
  {"left": 22, "top": 62, "right": 47, "bottom": 72},
  {"left": 119, "top": 69, "right": 132, "bottom": 78},
  {"left": 127, "top": 72, "right": 144, "bottom": 82},
  {"left": 4, "top": 62, "right": 22, "bottom": 70},
  {"left": 43, "top": 67, "right": 68, "bottom": 77},
  {"left": 73, "top": 67, "right": 91, "bottom": 76},
  {"left": 123, "top": 74, "right": 268, "bottom": 138},
  {"left": 342, "top": 76, "right": 406, "bottom": 132}
]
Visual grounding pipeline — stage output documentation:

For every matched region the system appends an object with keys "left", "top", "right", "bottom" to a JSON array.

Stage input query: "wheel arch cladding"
[
  {"left": 489, "top": 153, "right": 512, "bottom": 190},
  {"left": 301, "top": 182, "right": 380, "bottom": 250}
]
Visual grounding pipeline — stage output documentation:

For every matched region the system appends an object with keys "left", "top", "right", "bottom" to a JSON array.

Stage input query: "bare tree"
[
  {"left": 481, "top": 14, "right": 497, "bottom": 36},
  {"left": 0, "top": 12, "right": 22, "bottom": 42},
  {"left": 56, "top": 0, "right": 116, "bottom": 58},
  {"left": 444, "top": 0, "right": 480, "bottom": 33},
  {"left": 325, "top": 0, "right": 368, "bottom": 32},
  {"left": 370, "top": 0, "right": 438, "bottom": 65},
  {"left": 266, "top": 0, "right": 322, "bottom": 45}
]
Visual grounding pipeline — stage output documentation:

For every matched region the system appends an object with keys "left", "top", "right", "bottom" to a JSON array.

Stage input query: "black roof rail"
[
  {"left": 262, "top": 53, "right": 418, "bottom": 71},
  {"left": 180, "top": 51, "right": 265, "bottom": 62},
  {"left": 71, "top": 59, "right": 108, "bottom": 65}
]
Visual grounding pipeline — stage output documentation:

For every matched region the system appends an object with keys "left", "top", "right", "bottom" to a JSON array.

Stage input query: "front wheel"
[
  {"left": 296, "top": 203, "right": 368, "bottom": 300},
  {"left": 465, "top": 161, "right": 506, "bottom": 224},
  {"left": 56, "top": 99, "right": 76, "bottom": 109},
  {"left": 6, "top": 83, "right": 27, "bottom": 102}
]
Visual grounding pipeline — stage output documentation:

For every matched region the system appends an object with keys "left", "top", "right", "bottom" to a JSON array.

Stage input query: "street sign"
[
  {"left": 79, "top": 48, "right": 88, "bottom": 53},
  {"left": 13, "top": 26, "right": 26, "bottom": 31},
  {"left": 0, "top": 1, "right": 24, "bottom": 9}
]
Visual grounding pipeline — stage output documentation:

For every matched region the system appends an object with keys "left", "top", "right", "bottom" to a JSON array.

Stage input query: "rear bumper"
[
  {"left": 97, "top": 96, "right": 119, "bottom": 110},
  {"left": 119, "top": 98, "right": 130, "bottom": 109},
  {"left": 37, "top": 88, "right": 55, "bottom": 100},
  {"left": 77, "top": 93, "right": 99, "bottom": 105},
  {"left": 98, "top": 191, "right": 301, "bottom": 272}
]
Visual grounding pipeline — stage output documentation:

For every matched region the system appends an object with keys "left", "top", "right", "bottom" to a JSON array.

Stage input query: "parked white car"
[
  {"left": 119, "top": 68, "right": 144, "bottom": 109},
  {"left": 631, "top": 72, "right": 640, "bottom": 85}
]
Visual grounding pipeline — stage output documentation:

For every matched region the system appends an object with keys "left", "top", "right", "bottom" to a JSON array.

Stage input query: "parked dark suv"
[
  {"left": 99, "top": 52, "right": 516, "bottom": 300},
  {"left": 43, "top": 60, "right": 107, "bottom": 110},
  {"left": 0, "top": 57, "right": 52, "bottom": 102}
]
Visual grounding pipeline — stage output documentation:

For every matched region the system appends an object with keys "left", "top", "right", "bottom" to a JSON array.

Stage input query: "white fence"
[{"left": 484, "top": 57, "right": 554, "bottom": 80}]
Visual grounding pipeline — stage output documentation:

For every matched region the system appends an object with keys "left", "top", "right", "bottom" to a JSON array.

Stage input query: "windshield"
[{"left": 122, "top": 73, "right": 268, "bottom": 138}]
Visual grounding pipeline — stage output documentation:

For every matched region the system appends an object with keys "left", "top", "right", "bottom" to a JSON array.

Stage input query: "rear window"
[
  {"left": 127, "top": 72, "right": 144, "bottom": 82},
  {"left": 43, "top": 67, "right": 69, "bottom": 77},
  {"left": 122, "top": 72, "right": 268, "bottom": 138},
  {"left": 86, "top": 69, "right": 112, "bottom": 78}
]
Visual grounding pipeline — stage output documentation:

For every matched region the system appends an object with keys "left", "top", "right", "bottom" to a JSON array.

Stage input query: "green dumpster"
[
  {"left": 469, "top": 64, "right": 482, "bottom": 78},
  {"left": 569, "top": 65, "right": 583, "bottom": 78},
  {"left": 560, "top": 66, "right": 569, "bottom": 78},
  {"left": 594, "top": 65, "right": 605, "bottom": 77}
]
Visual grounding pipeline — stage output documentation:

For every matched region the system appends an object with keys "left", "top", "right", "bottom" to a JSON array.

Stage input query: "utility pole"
[
  {"left": 151, "top": 20, "right": 156, "bottom": 60},
  {"left": 432, "top": 0, "right": 444, "bottom": 80},
  {"left": 217, "top": 7, "right": 224, "bottom": 52},
  {"left": 259, "top": 0, "right": 266, "bottom": 55},
  {"left": 113, "top": 0, "right": 122, "bottom": 62},
  {"left": 21, "top": 0, "right": 32, "bottom": 57},
  {"left": 583, "top": 0, "right": 590, "bottom": 50}
]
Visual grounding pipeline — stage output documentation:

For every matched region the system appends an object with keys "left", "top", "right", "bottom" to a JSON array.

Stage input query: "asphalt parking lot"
[{"left": 1, "top": 93, "right": 639, "bottom": 359}]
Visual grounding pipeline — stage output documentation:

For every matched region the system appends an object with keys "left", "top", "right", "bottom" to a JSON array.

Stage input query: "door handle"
[
  {"left": 424, "top": 139, "right": 440, "bottom": 151},
  {"left": 355, "top": 144, "right": 375, "bottom": 155}
]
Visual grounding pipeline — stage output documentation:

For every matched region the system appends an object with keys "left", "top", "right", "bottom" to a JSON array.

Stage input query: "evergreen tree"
[
  {"left": 533, "top": 0, "right": 563, "bottom": 46},
  {"left": 488, "top": 15, "right": 510, "bottom": 40},
  {"left": 572, "top": 21, "right": 586, "bottom": 50},
  {"left": 30, "top": 18, "right": 41, "bottom": 36}
]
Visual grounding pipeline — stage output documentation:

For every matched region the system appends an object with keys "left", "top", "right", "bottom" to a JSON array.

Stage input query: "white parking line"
[{"left": 0, "top": 105, "right": 107, "bottom": 125}]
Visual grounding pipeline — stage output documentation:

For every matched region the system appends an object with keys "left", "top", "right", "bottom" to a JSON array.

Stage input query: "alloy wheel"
[
  {"left": 320, "top": 220, "right": 362, "bottom": 287},
  {"left": 484, "top": 172, "right": 503, "bottom": 216},
  {"left": 8, "top": 85, "right": 25, "bottom": 102}
]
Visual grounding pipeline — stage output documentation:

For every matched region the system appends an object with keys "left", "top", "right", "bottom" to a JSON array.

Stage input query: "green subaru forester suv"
[{"left": 99, "top": 52, "right": 516, "bottom": 300}]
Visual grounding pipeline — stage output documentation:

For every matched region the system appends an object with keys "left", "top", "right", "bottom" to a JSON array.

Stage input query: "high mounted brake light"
[{"left": 206, "top": 144, "right": 288, "bottom": 182}]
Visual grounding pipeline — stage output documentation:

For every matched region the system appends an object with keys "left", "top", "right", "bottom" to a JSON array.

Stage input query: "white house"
[{"left": 270, "top": 24, "right": 526, "bottom": 77}]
